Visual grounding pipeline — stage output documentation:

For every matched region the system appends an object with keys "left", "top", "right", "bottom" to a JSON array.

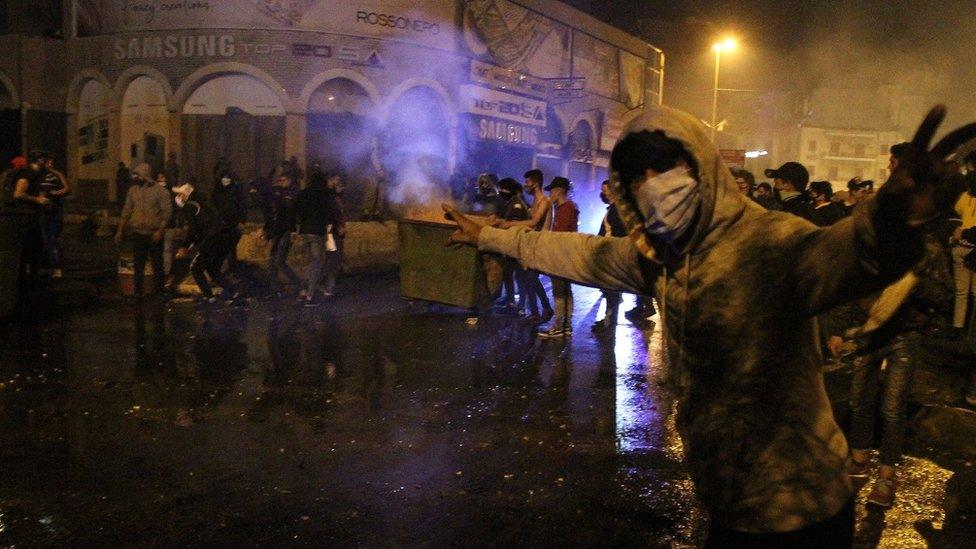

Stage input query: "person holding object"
[
  {"left": 115, "top": 163, "right": 171, "bottom": 300},
  {"left": 443, "top": 104, "right": 975, "bottom": 546},
  {"left": 172, "top": 184, "right": 236, "bottom": 303}
]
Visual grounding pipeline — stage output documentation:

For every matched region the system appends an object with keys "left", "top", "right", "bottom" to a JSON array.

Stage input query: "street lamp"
[{"left": 710, "top": 37, "right": 737, "bottom": 142}]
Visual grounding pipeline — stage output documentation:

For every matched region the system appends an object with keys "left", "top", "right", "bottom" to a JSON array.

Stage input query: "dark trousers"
[
  {"left": 133, "top": 233, "right": 164, "bottom": 297},
  {"left": 268, "top": 233, "right": 299, "bottom": 286},
  {"left": 517, "top": 269, "right": 552, "bottom": 315},
  {"left": 705, "top": 498, "right": 854, "bottom": 548},
  {"left": 602, "top": 290, "right": 622, "bottom": 324},
  {"left": 849, "top": 331, "right": 918, "bottom": 466},
  {"left": 191, "top": 231, "right": 236, "bottom": 297},
  {"left": 40, "top": 210, "right": 63, "bottom": 268}
]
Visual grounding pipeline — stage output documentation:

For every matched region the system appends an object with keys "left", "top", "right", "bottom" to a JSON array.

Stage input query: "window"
[
  {"left": 855, "top": 144, "right": 865, "bottom": 158},
  {"left": 880, "top": 144, "right": 888, "bottom": 156},
  {"left": 808, "top": 140, "right": 817, "bottom": 152},
  {"left": 828, "top": 166, "right": 839, "bottom": 180},
  {"left": 829, "top": 142, "right": 840, "bottom": 155}
]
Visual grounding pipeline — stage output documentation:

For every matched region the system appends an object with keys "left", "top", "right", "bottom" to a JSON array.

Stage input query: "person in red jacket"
[{"left": 540, "top": 177, "right": 578, "bottom": 338}]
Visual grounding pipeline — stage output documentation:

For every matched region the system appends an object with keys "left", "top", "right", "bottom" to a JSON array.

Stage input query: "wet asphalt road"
[{"left": 0, "top": 274, "right": 974, "bottom": 547}]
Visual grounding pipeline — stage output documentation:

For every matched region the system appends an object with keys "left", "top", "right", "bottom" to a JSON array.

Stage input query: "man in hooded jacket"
[{"left": 443, "top": 104, "right": 974, "bottom": 545}]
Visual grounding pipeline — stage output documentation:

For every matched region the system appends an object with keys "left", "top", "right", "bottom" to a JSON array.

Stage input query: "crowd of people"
[{"left": 443, "top": 104, "right": 976, "bottom": 546}]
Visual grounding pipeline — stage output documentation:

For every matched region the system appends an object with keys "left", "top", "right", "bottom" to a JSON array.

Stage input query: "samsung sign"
[{"left": 113, "top": 34, "right": 287, "bottom": 59}]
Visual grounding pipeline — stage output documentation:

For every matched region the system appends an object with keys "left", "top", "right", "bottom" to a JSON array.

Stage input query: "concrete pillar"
[{"left": 284, "top": 112, "right": 307, "bottom": 178}]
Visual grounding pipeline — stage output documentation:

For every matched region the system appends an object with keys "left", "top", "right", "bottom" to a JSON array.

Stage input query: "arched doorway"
[
  {"left": 0, "top": 75, "right": 19, "bottom": 163},
  {"left": 306, "top": 78, "right": 376, "bottom": 207},
  {"left": 381, "top": 86, "right": 452, "bottom": 204},
  {"left": 119, "top": 76, "right": 169, "bottom": 177},
  {"left": 76, "top": 79, "right": 113, "bottom": 180},
  {"left": 181, "top": 74, "right": 285, "bottom": 193}
]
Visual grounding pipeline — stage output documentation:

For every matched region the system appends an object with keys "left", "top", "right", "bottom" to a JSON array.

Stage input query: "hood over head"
[{"left": 617, "top": 105, "right": 756, "bottom": 258}]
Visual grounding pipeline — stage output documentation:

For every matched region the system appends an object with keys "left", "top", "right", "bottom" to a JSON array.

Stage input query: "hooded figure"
[{"left": 444, "top": 104, "right": 974, "bottom": 542}]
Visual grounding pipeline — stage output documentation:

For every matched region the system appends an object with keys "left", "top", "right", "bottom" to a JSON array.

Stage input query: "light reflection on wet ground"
[{"left": 0, "top": 274, "right": 973, "bottom": 546}]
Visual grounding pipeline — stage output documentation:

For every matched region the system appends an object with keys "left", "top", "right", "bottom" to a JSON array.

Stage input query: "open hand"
[
  {"left": 442, "top": 203, "right": 482, "bottom": 246},
  {"left": 881, "top": 105, "right": 976, "bottom": 225}
]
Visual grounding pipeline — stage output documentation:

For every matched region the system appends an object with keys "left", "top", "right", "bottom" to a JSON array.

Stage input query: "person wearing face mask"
[
  {"left": 492, "top": 177, "right": 530, "bottom": 313},
  {"left": 592, "top": 180, "right": 628, "bottom": 332},
  {"left": 498, "top": 169, "right": 554, "bottom": 323},
  {"left": 212, "top": 169, "right": 248, "bottom": 288},
  {"left": 115, "top": 163, "right": 172, "bottom": 300},
  {"left": 172, "top": 184, "right": 236, "bottom": 303},
  {"left": 443, "top": 104, "right": 976, "bottom": 546}
]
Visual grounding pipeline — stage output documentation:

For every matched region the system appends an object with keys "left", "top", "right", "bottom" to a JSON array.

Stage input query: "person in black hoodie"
[
  {"left": 264, "top": 173, "right": 301, "bottom": 290},
  {"left": 295, "top": 172, "right": 341, "bottom": 304},
  {"left": 173, "top": 184, "right": 236, "bottom": 302},
  {"left": 809, "top": 180, "right": 847, "bottom": 226},
  {"left": 212, "top": 169, "right": 248, "bottom": 289},
  {"left": 593, "top": 180, "right": 628, "bottom": 331}
]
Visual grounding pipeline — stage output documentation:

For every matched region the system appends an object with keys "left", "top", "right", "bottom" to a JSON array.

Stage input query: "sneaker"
[
  {"left": 866, "top": 477, "right": 897, "bottom": 508},
  {"left": 539, "top": 326, "right": 572, "bottom": 339},
  {"left": 847, "top": 458, "right": 871, "bottom": 478}
]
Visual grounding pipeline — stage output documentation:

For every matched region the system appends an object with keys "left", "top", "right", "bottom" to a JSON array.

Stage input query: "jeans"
[
  {"left": 133, "top": 232, "right": 165, "bottom": 297},
  {"left": 268, "top": 233, "right": 299, "bottom": 286},
  {"left": 517, "top": 269, "right": 551, "bottom": 316},
  {"left": 322, "top": 237, "right": 343, "bottom": 294},
  {"left": 300, "top": 234, "right": 325, "bottom": 297},
  {"left": 848, "top": 332, "right": 918, "bottom": 466},
  {"left": 951, "top": 245, "right": 976, "bottom": 328},
  {"left": 190, "top": 231, "right": 236, "bottom": 297},
  {"left": 602, "top": 290, "right": 622, "bottom": 324},
  {"left": 551, "top": 277, "right": 573, "bottom": 330}
]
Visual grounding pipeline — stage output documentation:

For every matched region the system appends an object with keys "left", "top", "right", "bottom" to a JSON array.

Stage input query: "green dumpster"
[
  {"left": 398, "top": 218, "right": 487, "bottom": 309},
  {"left": 0, "top": 211, "right": 30, "bottom": 316}
]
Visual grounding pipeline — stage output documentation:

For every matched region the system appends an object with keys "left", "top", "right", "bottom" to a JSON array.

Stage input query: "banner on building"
[
  {"left": 461, "top": 0, "right": 571, "bottom": 78},
  {"left": 469, "top": 60, "right": 548, "bottom": 100},
  {"left": 459, "top": 85, "right": 547, "bottom": 127},
  {"left": 75, "top": 0, "right": 456, "bottom": 51},
  {"left": 466, "top": 114, "right": 541, "bottom": 149}
]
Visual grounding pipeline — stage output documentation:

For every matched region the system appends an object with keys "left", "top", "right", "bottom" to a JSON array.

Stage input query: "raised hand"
[
  {"left": 442, "top": 203, "right": 482, "bottom": 246},
  {"left": 880, "top": 105, "right": 976, "bottom": 225}
]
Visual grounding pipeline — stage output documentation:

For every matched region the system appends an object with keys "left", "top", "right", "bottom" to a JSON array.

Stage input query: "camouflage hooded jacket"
[{"left": 476, "top": 105, "right": 923, "bottom": 533}]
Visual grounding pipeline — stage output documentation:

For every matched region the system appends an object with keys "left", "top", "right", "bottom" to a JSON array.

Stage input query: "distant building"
[
  {"left": 0, "top": 0, "right": 664, "bottom": 205},
  {"left": 770, "top": 85, "right": 932, "bottom": 188}
]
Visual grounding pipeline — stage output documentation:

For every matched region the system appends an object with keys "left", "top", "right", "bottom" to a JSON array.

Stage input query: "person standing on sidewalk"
[
  {"left": 11, "top": 150, "right": 50, "bottom": 288},
  {"left": 39, "top": 153, "right": 70, "bottom": 278},
  {"left": 115, "top": 163, "right": 172, "bottom": 300},
  {"left": 263, "top": 173, "right": 301, "bottom": 292},
  {"left": 294, "top": 172, "right": 340, "bottom": 305},
  {"left": 321, "top": 171, "right": 346, "bottom": 297},
  {"left": 540, "top": 176, "right": 578, "bottom": 338},
  {"left": 846, "top": 226, "right": 953, "bottom": 507},
  {"left": 592, "top": 180, "right": 627, "bottom": 332},
  {"left": 498, "top": 169, "right": 553, "bottom": 323}
]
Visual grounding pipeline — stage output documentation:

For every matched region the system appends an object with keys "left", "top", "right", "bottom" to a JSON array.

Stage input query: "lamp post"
[{"left": 710, "top": 37, "right": 737, "bottom": 142}]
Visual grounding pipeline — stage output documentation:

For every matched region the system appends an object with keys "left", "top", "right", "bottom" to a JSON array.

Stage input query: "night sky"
[{"left": 563, "top": 0, "right": 976, "bottom": 130}]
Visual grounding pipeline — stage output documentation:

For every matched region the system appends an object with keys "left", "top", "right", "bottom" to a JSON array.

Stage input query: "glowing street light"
[{"left": 710, "top": 37, "right": 738, "bottom": 142}]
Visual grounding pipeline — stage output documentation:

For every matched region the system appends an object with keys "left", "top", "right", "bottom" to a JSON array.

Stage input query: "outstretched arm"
[
  {"left": 794, "top": 105, "right": 976, "bottom": 316},
  {"left": 445, "top": 204, "right": 653, "bottom": 294}
]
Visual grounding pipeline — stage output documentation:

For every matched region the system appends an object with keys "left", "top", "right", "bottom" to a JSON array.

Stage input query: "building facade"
[{"left": 0, "top": 0, "right": 663, "bottom": 205}]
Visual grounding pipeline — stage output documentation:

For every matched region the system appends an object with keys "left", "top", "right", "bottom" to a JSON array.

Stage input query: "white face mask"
[
  {"left": 633, "top": 167, "right": 701, "bottom": 243},
  {"left": 221, "top": 177, "right": 232, "bottom": 187},
  {"left": 175, "top": 195, "right": 186, "bottom": 208}
]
